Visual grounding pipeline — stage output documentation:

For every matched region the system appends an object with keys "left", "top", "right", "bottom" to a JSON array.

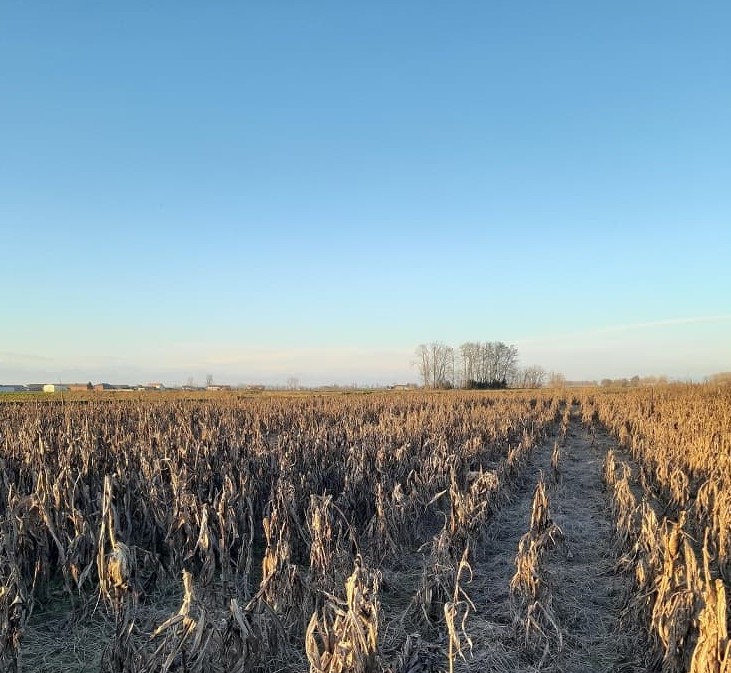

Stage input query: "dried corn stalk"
[
  {"left": 510, "top": 476, "right": 563, "bottom": 665},
  {"left": 0, "top": 562, "right": 28, "bottom": 673},
  {"left": 148, "top": 570, "right": 216, "bottom": 673},
  {"left": 306, "top": 557, "right": 380, "bottom": 673},
  {"left": 443, "top": 546, "right": 474, "bottom": 673},
  {"left": 97, "top": 475, "right": 136, "bottom": 612},
  {"left": 690, "top": 534, "right": 731, "bottom": 673}
]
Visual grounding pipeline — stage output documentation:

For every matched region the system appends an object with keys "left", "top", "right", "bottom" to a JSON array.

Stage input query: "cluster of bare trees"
[
  {"left": 415, "top": 341, "right": 550, "bottom": 389},
  {"left": 458, "top": 341, "right": 519, "bottom": 388},
  {"left": 414, "top": 342, "right": 458, "bottom": 389}
]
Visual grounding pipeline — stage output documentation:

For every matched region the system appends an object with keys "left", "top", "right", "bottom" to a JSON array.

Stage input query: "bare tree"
[
  {"left": 415, "top": 342, "right": 455, "bottom": 388},
  {"left": 415, "top": 344, "right": 432, "bottom": 388},
  {"left": 547, "top": 372, "right": 567, "bottom": 388},
  {"left": 459, "top": 342, "right": 480, "bottom": 387},
  {"left": 206, "top": 374, "right": 214, "bottom": 388},
  {"left": 519, "top": 365, "right": 547, "bottom": 389},
  {"left": 493, "top": 342, "right": 519, "bottom": 383},
  {"left": 286, "top": 376, "right": 300, "bottom": 391}
]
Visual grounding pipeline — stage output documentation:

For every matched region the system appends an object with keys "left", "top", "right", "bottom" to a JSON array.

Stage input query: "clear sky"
[{"left": 2, "top": 2, "right": 730, "bottom": 386}]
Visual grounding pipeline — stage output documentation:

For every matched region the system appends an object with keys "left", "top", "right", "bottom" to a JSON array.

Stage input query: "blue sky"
[{"left": 2, "top": 2, "right": 730, "bottom": 385}]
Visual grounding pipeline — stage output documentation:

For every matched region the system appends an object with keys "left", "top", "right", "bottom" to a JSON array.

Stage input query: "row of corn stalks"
[
  {"left": 604, "top": 446, "right": 730, "bottom": 673},
  {"left": 588, "top": 385, "right": 730, "bottom": 672},
  {"left": 585, "top": 385, "right": 731, "bottom": 584},
  {"left": 509, "top": 469, "right": 564, "bottom": 669},
  {"left": 506, "top": 406, "right": 569, "bottom": 668}
]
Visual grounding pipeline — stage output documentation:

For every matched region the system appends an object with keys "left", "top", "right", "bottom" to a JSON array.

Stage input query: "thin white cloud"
[
  {"left": 516, "top": 314, "right": 731, "bottom": 346},
  {"left": 515, "top": 314, "right": 731, "bottom": 380},
  {"left": 0, "top": 351, "right": 54, "bottom": 364}
]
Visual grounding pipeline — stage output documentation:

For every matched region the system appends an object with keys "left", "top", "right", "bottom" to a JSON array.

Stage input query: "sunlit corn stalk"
[
  {"left": 444, "top": 546, "right": 474, "bottom": 673},
  {"left": 529, "top": 475, "right": 553, "bottom": 536},
  {"left": 97, "top": 475, "right": 135, "bottom": 612},
  {"left": 364, "top": 484, "right": 401, "bottom": 565},
  {"left": 410, "top": 526, "right": 461, "bottom": 628},
  {"left": 510, "top": 476, "right": 564, "bottom": 665},
  {"left": 309, "top": 494, "right": 355, "bottom": 592},
  {"left": 550, "top": 441, "right": 561, "bottom": 485},
  {"left": 689, "top": 532, "right": 731, "bottom": 673},
  {"left": 305, "top": 556, "right": 380, "bottom": 673},
  {"left": 148, "top": 570, "right": 216, "bottom": 673},
  {"left": 448, "top": 467, "right": 499, "bottom": 543},
  {"left": 0, "top": 557, "right": 29, "bottom": 673},
  {"left": 190, "top": 503, "right": 215, "bottom": 587},
  {"left": 259, "top": 494, "right": 310, "bottom": 635},
  {"left": 650, "top": 516, "right": 702, "bottom": 673}
]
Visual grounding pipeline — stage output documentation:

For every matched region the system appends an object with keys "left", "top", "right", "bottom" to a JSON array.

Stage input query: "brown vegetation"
[
  {"left": 596, "top": 385, "right": 731, "bottom": 673},
  {"left": 0, "top": 385, "right": 727, "bottom": 672},
  {"left": 0, "top": 391, "right": 560, "bottom": 671}
]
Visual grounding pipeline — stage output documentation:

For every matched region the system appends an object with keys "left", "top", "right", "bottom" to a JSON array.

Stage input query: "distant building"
[
  {"left": 68, "top": 383, "right": 93, "bottom": 392},
  {"left": 94, "top": 383, "right": 117, "bottom": 391},
  {"left": 206, "top": 385, "right": 232, "bottom": 391},
  {"left": 0, "top": 385, "right": 26, "bottom": 393},
  {"left": 564, "top": 380, "right": 599, "bottom": 388},
  {"left": 43, "top": 384, "right": 69, "bottom": 393},
  {"left": 145, "top": 383, "right": 165, "bottom": 390},
  {"left": 388, "top": 383, "right": 418, "bottom": 391}
]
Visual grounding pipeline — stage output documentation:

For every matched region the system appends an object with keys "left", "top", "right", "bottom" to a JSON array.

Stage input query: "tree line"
[{"left": 415, "top": 341, "right": 557, "bottom": 389}]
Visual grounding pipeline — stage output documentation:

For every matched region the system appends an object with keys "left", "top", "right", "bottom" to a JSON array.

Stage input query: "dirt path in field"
[{"left": 465, "top": 410, "right": 643, "bottom": 673}]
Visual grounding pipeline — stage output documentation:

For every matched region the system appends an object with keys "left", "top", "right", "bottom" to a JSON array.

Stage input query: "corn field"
[{"left": 0, "top": 387, "right": 728, "bottom": 672}]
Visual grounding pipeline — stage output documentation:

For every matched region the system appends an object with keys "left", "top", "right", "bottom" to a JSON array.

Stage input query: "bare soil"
[{"left": 464, "top": 411, "right": 644, "bottom": 672}]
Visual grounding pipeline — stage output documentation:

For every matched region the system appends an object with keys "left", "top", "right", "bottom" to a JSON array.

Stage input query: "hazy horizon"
[
  {"left": 3, "top": 314, "right": 729, "bottom": 387},
  {"left": 2, "top": 3, "right": 730, "bottom": 386}
]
